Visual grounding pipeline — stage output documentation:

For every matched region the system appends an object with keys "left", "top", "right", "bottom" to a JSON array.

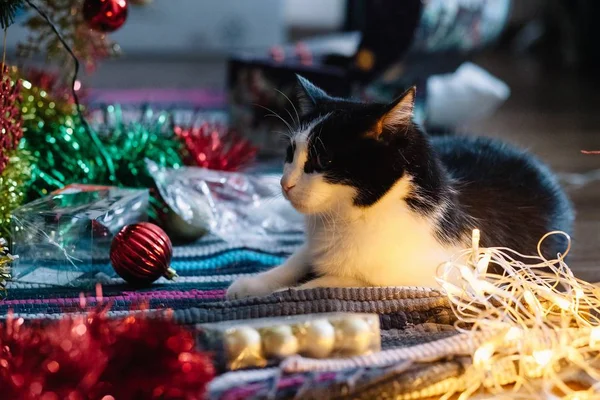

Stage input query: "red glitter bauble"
[
  {"left": 83, "top": 0, "right": 129, "bottom": 33},
  {"left": 110, "top": 222, "right": 177, "bottom": 286}
]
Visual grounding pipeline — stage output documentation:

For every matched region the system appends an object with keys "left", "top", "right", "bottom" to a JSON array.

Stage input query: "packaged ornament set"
[
  {"left": 197, "top": 313, "right": 381, "bottom": 371},
  {"left": 11, "top": 184, "right": 149, "bottom": 286}
]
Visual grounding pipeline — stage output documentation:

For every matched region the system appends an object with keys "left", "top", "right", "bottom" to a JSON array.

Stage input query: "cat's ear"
[
  {"left": 371, "top": 86, "right": 416, "bottom": 138},
  {"left": 296, "top": 74, "right": 328, "bottom": 116}
]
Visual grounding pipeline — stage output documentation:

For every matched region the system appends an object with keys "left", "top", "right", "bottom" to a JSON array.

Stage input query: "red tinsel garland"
[
  {"left": 0, "top": 306, "right": 215, "bottom": 399},
  {"left": 175, "top": 123, "right": 257, "bottom": 172},
  {"left": 0, "top": 67, "right": 23, "bottom": 174}
]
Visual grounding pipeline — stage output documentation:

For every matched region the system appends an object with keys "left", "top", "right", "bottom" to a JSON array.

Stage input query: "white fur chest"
[{"left": 305, "top": 185, "right": 464, "bottom": 288}]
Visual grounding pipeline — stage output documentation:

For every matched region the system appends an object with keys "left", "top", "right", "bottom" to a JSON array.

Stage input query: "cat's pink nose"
[{"left": 281, "top": 179, "right": 296, "bottom": 193}]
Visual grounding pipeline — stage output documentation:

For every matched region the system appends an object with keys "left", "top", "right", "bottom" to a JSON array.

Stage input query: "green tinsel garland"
[
  {"left": 4, "top": 66, "right": 183, "bottom": 229},
  {"left": 20, "top": 105, "right": 183, "bottom": 200}
]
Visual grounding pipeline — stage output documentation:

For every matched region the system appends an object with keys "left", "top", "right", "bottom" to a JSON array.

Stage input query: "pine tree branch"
[{"left": 0, "top": 0, "right": 25, "bottom": 29}]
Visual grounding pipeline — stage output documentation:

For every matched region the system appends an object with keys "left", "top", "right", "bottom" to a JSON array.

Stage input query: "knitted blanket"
[{"left": 3, "top": 233, "right": 473, "bottom": 399}]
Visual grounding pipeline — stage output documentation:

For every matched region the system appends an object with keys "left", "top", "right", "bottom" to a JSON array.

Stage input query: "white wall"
[
  {"left": 6, "top": 0, "right": 286, "bottom": 56},
  {"left": 284, "top": 0, "right": 346, "bottom": 29},
  {"left": 5, "top": 0, "right": 346, "bottom": 57}
]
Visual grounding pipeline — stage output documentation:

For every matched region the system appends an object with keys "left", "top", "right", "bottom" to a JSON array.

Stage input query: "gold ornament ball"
[
  {"left": 225, "top": 326, "right": 262, "bottom": 363},
  {"left": 298, "top": 319, "right": 335, "bottom": 358},
  {"left": 261, "top": 325, "right": 299, "bottom": 358},
  {"left": 334, "top": 316, "right": 373, "bottom": 356}
]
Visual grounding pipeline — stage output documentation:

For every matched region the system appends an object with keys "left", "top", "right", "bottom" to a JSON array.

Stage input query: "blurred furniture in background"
[{"left": 228, "top": 0, "right": 513, "bottom": 155}]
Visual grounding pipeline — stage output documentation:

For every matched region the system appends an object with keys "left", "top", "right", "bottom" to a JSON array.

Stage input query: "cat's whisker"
[
  {"left": 265, "top": 114, "right": 294, "bottom": 134},
  {"left": 316, "top": 135, "right": 326, "bottom": 153},
  {"left": 253, "top": 103, "right": 295, "bottom": 134},
  {"left": 278, "top": 98, "right": 299, "bottom": 131},
  {"left": 273, "top": 130, "right": 294, "bottom": 144},
  {"left": 274, "top": 88, "right": 300, "bottom": 127}
]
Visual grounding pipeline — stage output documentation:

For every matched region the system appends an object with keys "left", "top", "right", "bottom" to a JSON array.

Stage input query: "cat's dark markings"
[
  {"left": 293, "top": 75, "right": 574, "bottom": 260},
  {"left": 225, "top": 76, "right": 575, "bottom": 300}
]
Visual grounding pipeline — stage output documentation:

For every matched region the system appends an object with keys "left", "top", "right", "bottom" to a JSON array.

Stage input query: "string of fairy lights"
[{"left": 437, "top": 229, "right": 600, "bottom": 399}]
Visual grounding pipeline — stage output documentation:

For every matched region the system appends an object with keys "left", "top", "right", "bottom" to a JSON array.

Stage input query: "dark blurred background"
[{"left": 6, "top": 0, "right": 600, "bottom": 279}]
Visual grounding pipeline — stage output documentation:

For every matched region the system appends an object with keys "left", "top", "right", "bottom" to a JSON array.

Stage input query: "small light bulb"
[
  {"left": 553, "top": 295, "right": 571, "bottom": 311},
  {"left": 472, "top": 229, "right": 480, "bottom": 254},
  {"left": 476, "top": 251, "right": 491, "bottom": 275},
  {"left": 441, "top": 281, "right": 465, "bottom": 298},
  {"left": 460, "top": 265, "right": 475, "bottom": 281},
  {"left": 590, "top": 327, "right": 600, "bottom": 349},
  {"left": 473, "top": 342, "right": 495, "bottom": 367},
  {"left": 504, "top": 327, "right": 522, "bottom": 342},
  {"left": 524, "top": 291, "right": 539, "bottom": 309},
  {"left": 532, "top": 349, "right": 553, "bottom": 367}
]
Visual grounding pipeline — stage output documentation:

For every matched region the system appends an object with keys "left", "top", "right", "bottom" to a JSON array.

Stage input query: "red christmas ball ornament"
[
  {"left": 110, "top": 222, "right": 177, "bottom": 286},
  {"left": 83, "top": 0, "right": 129, "bottom": 33}
]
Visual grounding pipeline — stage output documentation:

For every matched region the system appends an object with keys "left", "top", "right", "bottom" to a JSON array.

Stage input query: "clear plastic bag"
[
  {"left": 11, "top": 186, "right": 149, "bottom": 285},
  {"left": 147, "top": 160, "right": 304, "bottom": 247}
]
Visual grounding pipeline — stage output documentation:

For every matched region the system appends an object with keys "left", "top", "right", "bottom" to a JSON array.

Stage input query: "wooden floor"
[{"left": 468, "top": 53, "right": 600, "bottom": 282}]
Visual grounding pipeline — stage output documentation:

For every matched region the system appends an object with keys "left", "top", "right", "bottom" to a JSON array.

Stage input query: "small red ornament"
[
  {"left": 110, "top": 222, "right": 177, "bottom": 286},
  {"left": 175, "top": 123, "right": 258, "bottom": 171},
  {"left": 83, "top": 0, "right": 129, "bottom": 33}
]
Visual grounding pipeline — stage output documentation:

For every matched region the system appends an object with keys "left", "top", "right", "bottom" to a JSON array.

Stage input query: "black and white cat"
[{"left": 226, "top": 76, "right": 574, "bottom": 299}]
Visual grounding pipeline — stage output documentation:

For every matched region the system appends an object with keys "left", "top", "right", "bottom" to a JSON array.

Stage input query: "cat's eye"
[{"left": 285, "top": 142, "right": 296, "bottom": 163}]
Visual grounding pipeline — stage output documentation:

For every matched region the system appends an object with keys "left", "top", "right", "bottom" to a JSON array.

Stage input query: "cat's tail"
[{"left": 424, "top": 126, "right": 455, "bottom": 137}]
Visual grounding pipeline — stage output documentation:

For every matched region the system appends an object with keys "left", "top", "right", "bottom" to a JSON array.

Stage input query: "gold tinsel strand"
[
  {"left": 0, "top": 150, "right": 33, "bottom": 237},
  {"left": 0, "top": 237, "right": 14, "bottom": 295},
  {"left": 0, "top": 150, "right": 32, "bottom": 294},
  {"left": 8, "top": 65, "right": 77, "bottom": 129}
]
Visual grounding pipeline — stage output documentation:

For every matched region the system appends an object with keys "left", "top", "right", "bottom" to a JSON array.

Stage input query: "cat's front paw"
[{"left": 226, "top": 276, "right": 276, "bottom": 300}]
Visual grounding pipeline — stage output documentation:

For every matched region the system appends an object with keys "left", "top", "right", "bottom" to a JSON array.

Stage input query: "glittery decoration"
[
  {"left": 175, "top": 123, "right": 257, "bottom": 171},
  {"left": 0, "top": 238, "right": 17, "bottom": 296},
  {"left": 22, "top": 66, "right": 87, "bottom": 107},
  {"left": 0, "top": 150, "right": 32, "bottom": 239},
  {"left": 83, "top": 0, "right": 128, "bottom": 33},
  {"left": 0, "top": 305, "right": 215, "bottom": 398},
  {"left": 18, "top": 0, "right": 121, "bottom": 73},
  {"left": 21, "top": 104, "right": 183, "bottom": 200},
  {"left": 8, "top": 65, "right": 77, "bottom": 131},
  {"left": 0, "top": 68, "right": 24, "bottom": 174},
  {"left": 110, "top": 222, "right": 177, "bottom": 286}
]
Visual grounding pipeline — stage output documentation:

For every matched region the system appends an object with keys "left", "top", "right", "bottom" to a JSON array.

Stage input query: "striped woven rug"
[{"left": 3, "top": 232, "right": 471, "bottom": 399}]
